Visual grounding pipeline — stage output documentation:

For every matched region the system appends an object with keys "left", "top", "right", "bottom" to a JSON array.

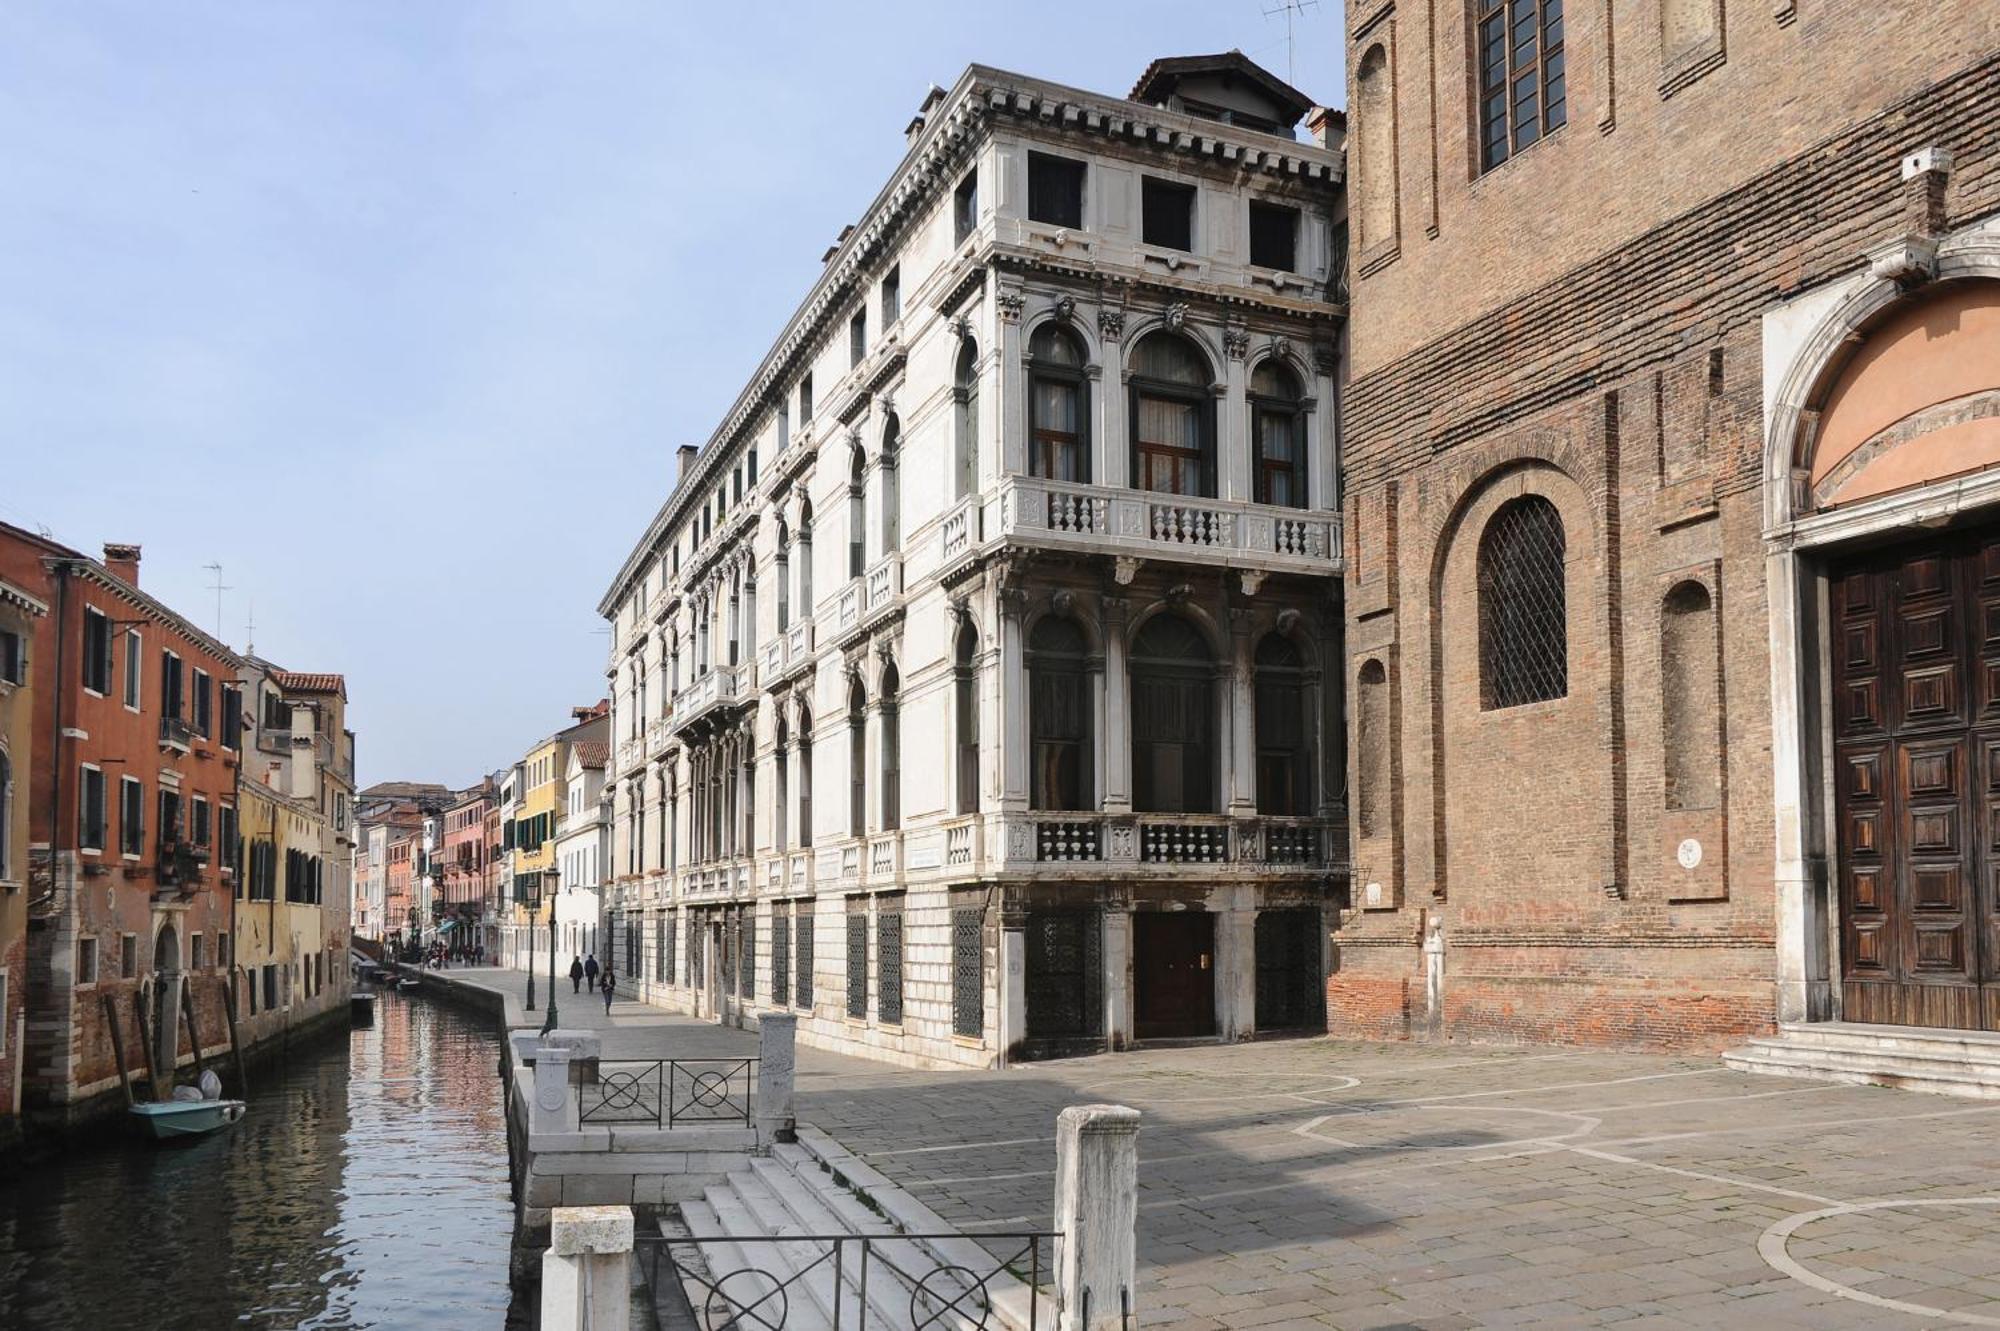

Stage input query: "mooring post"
[
  {"left": 540, "top": 1206, "right": 633, "bottom": 1331},
  {"left": 756, "top": 1012, "right": 796, "bottom": 1143},
  {"left": 101, "top": 993, "right": 135, "bottom": 1108},
  {"left": 1053, "top": 1103, "right": 1140, "bottom": 1331}
]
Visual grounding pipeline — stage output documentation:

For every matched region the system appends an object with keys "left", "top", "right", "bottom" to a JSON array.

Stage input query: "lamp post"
[{"left": 541, "top": 872, "right": 560, "bottom": 1036}]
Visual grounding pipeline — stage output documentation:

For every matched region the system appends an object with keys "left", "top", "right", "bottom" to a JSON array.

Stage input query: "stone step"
[
  {"left": 1722, "top": 1041, "right": 2000, "bottom": 1099},
  {"left": 1763, "top": 1021, "right": 2000, "bottom": 1060},
  {"left": 674, "top": 1199, "right": 778, "bottom": 1329},
  {"left": 733, "top": 1165, "right": 914, "bottom": 1330},
  {"left": 702, "top": 1183, "right": 837, "bottom": 1331}
]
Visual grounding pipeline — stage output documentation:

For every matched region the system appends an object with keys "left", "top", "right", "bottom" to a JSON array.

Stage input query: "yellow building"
[
  {"left": 501, "top": 706, "right": 608, "bottom": 969},
  {"left": 233, "top": 775, "right": 344, "bottom": 1043}
]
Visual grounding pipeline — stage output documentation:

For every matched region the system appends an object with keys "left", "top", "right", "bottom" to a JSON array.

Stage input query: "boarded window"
[
  {"left": 1661, "top": 581, "right": 1721, "bottom": 810},
  {"left": 1355, "top": 43, "right": 1396, "bottom": 248},
  {"left": 1356, "top": 660, "right": 1389, "bottom": 837}
]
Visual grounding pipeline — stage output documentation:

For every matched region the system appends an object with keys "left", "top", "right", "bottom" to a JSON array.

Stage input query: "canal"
[{"left": 0, "top": 987, "right": 530, "bottom": 1330}]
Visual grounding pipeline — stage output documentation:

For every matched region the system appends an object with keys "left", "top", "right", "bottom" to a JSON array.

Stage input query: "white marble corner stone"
[{"left": 548, "top": 1205, "right": 634, "bottom": 1255}]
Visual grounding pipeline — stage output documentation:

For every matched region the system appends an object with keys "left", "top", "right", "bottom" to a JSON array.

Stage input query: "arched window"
[
  {"left": 848, "top": 446, "right": 867, "bottom": 578},
  {"left": 847, "top": 676, "right": 867, "bottom": 838},
  {"left": 727, "top": 570, "right": 742, "bottom": 666},
  {"left": 1131, "top": 613, "right": 1215, "bottom": 813},
  {"left": 954, "top": 622, "right": 981, "bottom": 815},
  {"left": 1661, "top": 581, "right": 1720, "bottom": 810},
  {"left": 954, "top": 340, "right": 980, "bottom": 500},
  {"left": 1355, "top": 660, "right": 1388, "bottom": 837},
  {"left": 774, "top": 714, "right": 789, "bottom": 852},
  {"left": 1250, "top": 360, "right": 1306, "bottom": 508},
  {"left": 880, "top": 415, "right": 901, "bottom": 555},
  {"left": 775, "top": 519, "right": 791, "bottom": 633},
  {"left": 1478, "top": 495, "right": 1568, "bottom": 709},
  {"left": 1028, "top": 324, "right": 1089, "bottom": 482},
  {"left": 1029, "top": 616, "right": 1092, "bottom": 810},
  {"left": 797, "top": 499, "right": 814, "bottom": 619},
  {"left": 879, "top": 663, "right": 901, "bottom": 830},
  {"left": 1254, "top": 633, "right": 1313, "bottom": 816},
  {"left": 1130, "top": 332, "right": 1215, "bottom": 497},
  {"left": 796, "top": 703, "right": 814, "bottom": 849}
]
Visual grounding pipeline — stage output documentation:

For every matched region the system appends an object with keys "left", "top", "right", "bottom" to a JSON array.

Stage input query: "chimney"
[
  {"left": 102, "top": 542, "right": 141, "bottom": 586},
  {"left": 906, "top": 84, "right": 946, "bottom": 146},
  {"left": 1305, "top": 106, "right": 1344, "bottom": 151},
  {"left": 1902, "top": 145, "right": 1953, "bottom": 236},
  {"left": 677, "top": 444, "right": 698, "bottom": 482}
]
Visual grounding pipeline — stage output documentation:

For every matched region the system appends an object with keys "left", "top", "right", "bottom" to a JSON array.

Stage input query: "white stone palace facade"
[{"left": 598, "top": 52, "right": 1348, "bottom": 1067}]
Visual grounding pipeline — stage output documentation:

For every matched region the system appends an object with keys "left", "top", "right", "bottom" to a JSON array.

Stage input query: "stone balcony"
[
  {"left": 831, "top": 554, "right": 903, "bottom": 642},
  {"left": 937, "top": 810, "right": 1337, "bottom": 878},
  {"left": 670, "top": 664, "right": 751, "bottom": 737},
  {"left": 757, "top": 620, "right": 815, "bottom": 690},
  {"left": 977, "top": 476, "right": 1343, "bottom": 580}
]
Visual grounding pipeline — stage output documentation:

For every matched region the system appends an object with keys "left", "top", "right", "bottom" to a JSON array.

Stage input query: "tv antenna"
[
  {"left": 203, "top": 562, "right": 232, "bottom": 640},
  {"left": 1262, "top": 0, "right": 1320, "bottom": 87},
  {"left": 245, "top": 599, "right": 257, "bottom": 656}
]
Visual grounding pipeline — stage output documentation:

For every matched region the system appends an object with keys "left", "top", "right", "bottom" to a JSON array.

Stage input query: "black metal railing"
[
  {"left": 637, "top": 1229, "right": 1068, "bottom": 1330},
  {"left": 579, "top": 1058, "right": 757, "bottom": 1128}
]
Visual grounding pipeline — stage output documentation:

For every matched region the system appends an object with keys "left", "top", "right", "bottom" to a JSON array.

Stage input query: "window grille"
[
  {"left": 952, "top": 908, "right": 984, "bottom": 1037},
  {"left": 795, "top": 909, "right": 815, "bottom": 1010},
  {"left": 846, "top": 908, "right": 868, "bottom": 1020},
  {"left": 770, "top": 909, "right": 790, "bottom": 1008},
  {"left": 720, "top": 914, "right": 736, "bottom": 994},
  {"left": 877, "top": 907, "right": 903, "bottom": 1026},
  {"left": 1478, "top": 495, "right": 1568, "bottom": 708},
  {"left": 740, "top": 912, "right": 755, "bottom": 1001},
  {"left": 664, "top": 915, "right": 677, "bottom": 986}
]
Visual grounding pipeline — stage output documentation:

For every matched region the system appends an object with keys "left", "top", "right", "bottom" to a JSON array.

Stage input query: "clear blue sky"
[{"left": 0, "top": 1, "right": 1344, "bottom": 790}]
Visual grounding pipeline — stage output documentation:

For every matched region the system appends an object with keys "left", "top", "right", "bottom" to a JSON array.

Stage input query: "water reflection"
[{"left": 0, "top": 989, "right": 527, "bottom": 1330}]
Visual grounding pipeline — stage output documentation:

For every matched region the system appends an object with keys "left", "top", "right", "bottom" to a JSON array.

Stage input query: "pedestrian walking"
[
  {"left": 584, "top": 953, "right": 600, "bottom": 992},
  {"left": 600, "top": 968, "right": 616, "bottom": 1014},
  {"left": 568, "top": 955, "right": 584, "bottom": 994}
]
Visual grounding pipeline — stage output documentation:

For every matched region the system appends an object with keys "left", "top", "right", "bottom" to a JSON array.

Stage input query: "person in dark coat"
[
  {"left": 568, "top": 955, "right": 584, "bottom": 993},
  {"left": 601, "top": 968, "right": 616, "bottom": 1014},
  {"left": 584, "top": 953, "right": 600, "bottom": 991}
]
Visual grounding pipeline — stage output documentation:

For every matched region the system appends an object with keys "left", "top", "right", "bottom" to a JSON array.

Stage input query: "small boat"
[
  {"left": 397, "top": 976, "right": 421, "bottom": 992},
  {"left": 130, "top": 1084, "right": 247, "bottom": 1140}
]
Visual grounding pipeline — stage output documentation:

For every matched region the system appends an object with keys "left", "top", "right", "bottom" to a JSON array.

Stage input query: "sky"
[{"left": 0, "top": 1, "right": 1346, "bottom": 791}]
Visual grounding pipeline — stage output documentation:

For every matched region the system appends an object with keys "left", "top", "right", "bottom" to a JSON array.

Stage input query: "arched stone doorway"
[{"left": 1766, "top": 237, "right": 2000, "bottom": 1031}]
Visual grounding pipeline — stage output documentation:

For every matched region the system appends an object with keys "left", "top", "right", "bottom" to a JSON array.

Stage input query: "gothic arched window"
[
  {"left": 954, "top": 621, "right": 981, "bottom": 816},
  {"left": 1478, "top": 494, "right": 1568, "bottom": 709}
]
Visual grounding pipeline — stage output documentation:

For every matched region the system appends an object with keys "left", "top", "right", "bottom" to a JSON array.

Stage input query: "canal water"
[{"left": 0, "top": 987, "right": 531, "bottom": 1330}]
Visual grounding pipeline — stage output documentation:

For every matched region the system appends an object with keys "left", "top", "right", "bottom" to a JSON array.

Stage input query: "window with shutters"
[
  {"left": 952, "top": 907, "right": 983, "bottom": 1038},
  {"left": 1477, "top": 495, "right": 1568, "bottom": 709},
  {"left": 846, "top": 905, "right": 868, "bottom": 1020},
  {"left": 79, "top": 765, "right": 106, "bottom": 852},
  {"left": 1028, "top": 324, "right": 1089, "bottom": 482},
  {"left": 1476, "top": 0, "right": 1567, "bottom": 173},
  {"left": 1030, "top": 617, "right": 1092, "bottom": 810},
  {"left": 120, "top": 776, "right": 145, "bottom": 856},
  {"left": 877, "top": 903, "right": 903, "bottom": 1026},
  {"left": 121, "top": 630, "right": 141, "bottom": 708},
  {"left": 81, "top": 608, "right": 110, "bottom": 694}
]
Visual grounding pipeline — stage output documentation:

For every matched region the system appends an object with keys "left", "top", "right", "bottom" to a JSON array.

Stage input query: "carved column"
[
  {"left": 1311, "top": 344, "right": 1340, "bottom": 514},
  {"left": 1221, "top": 321, "right": 1251, "bottom": 503},
  {"left": 999, "top": 581, "right": 1031, "bottom": 811},
  {"left": 1226, "top": 608, "right": 1256, "bottom": 816},
  {"left": 1101, "top": 595, "right": 1132, "bottom": 813},
  {"left": 1097, "top": 306, "right": 1128, "bottom": 489},
  {"left": 997, "top": 284, "right": 1027, "bottom": 477}
]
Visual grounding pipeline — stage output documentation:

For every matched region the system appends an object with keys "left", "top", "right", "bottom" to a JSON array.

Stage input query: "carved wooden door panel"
[{"left": 1832, "top": 535, "right": 1995, "bottom": 1029}]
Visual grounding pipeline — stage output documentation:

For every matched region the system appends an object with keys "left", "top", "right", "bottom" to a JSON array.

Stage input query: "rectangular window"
[
  {"left": 220, "top": 684, "right": 242, "bottom": 748},
  {"left": 120, "top": 932, "right": 137, "bottom": 980},
  {"left": 0, "top": 972, "right": 7, "bottom": 1054},
  {"left": 770, "top": 908, "right": 789, "bottom": 1007},
  {"left": 952, "top": 906, "right": 983, "bottom": 1038},
  {"left": 1141, "top": 177, "right": 1196, "bottom": 251},
  {"left": 799, "top": 373, "right": 814, "bottom": 422},
  {"left": 849, "top": 308, "right": 867, "bottom": 368},
  {"left": 82, "top": 608, "right": 111, "bottom": 694},
  {"left": 157, "top": 787, "right": 180, "bottom": 851},
  {"left": 191, "top": 796, "right": 210, "bottom": 847},
  {"left": 190, "top": 933, "right": 205, "bottom": 970},
  {"left": 192, "top": 669, "right": 212, "bottom": 736},
  {"left": 160, "top": 651, "right": 184, "bottom": 719},
  {"left": 794, "top": 906, "right": 814, "bottom": 1011},
  {"left": 1477, "top": 0, "right": 1567, "bottom": 172},
  {"left": 876, "top": 904, "right": 903, "bottom": 1026},
  {"left": 845, "top": 906, "right": 868, "bottom": 1020},
  {"left": 1028, "top": 152, "right": 1086, "bottom": 229},
  {"left": 120, "top": 630, "right": 141, "bottom": 706},
  {"left": 0, "top": 628, "right": 22, "bottom": 686},
  {"left": 954, "top": 169, "right": 978, "bottom": 244},
  {"left": 79, "top": 766, "right": 107, "bottom": 851},
  {"left": 740, "top": 911, "right": 755, "bottom": 1002},
  {"left": 219, "top": 805, "right": 237, "bottom": 880},
  {"left": 119, "top": 776, "right": 144, "bottom": 856},
  {"left": 77, "top": 936, "right": 98, "bottom": 986},
  {"left": 1249, "top": 201, "right": 1300, "bottom": 271},
  {"left": 880, "top": 265, "right": 900, "bottom": 327}
]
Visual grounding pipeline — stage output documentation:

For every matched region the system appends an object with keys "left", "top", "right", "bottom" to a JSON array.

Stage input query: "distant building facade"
[{"left": 0, "top": 574, "right": 49, "bottom": 1141}]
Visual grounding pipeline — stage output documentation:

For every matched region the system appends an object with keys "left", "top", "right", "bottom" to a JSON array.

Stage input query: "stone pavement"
[{"left": 422, "top": 969, "right": 2000, "bottom": 1327}]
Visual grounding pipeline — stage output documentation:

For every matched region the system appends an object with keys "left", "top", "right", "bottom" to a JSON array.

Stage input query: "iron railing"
[
  {"left": 579, "top": 1058, "right": 757, "bottom": 1128},
  {"left": 637, "top": 1229, "right": 1070, "bottom": 1330}
]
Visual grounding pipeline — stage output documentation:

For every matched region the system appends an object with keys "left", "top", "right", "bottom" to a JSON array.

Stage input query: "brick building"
[
  {"left": 0, "top": 527, "right": 244, "bottom": 1126},
  {"left": 1332, "top": 1, "right": 2000, "bottom": 1055},
  {"left": 0, "top": 574, "right": 49, "bottom": 1143}
]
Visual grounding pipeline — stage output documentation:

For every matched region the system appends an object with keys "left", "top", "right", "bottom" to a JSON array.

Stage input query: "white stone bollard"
[
  {"left": 540, "top": 1206, "right": 633, "bottom": 1331},
  {"left": 532, "top": 1046, "right": 577, "bottom": 1136},
  {"left": 757, "top": 1012, "right": 797, "bottom": 1143},
  {"left": 1053, "top": 1103, "right": 1140, "bottom": 1331}
]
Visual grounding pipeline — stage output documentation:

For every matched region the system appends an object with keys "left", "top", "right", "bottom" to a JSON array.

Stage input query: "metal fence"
[
  {"left": 578, "top": 1058, "right": 757, "bottom": 1128},
  {"left": 637, "top": 1229, "right": 1068, "bottom": 1330}
]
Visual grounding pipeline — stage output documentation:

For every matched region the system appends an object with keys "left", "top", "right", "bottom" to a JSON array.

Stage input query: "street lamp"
[
  {"left": 524, "top": 873, "right": 537, "bottom": 1012},
  {"left": 541, "top": 871, "right": 560, "bottom": 1036}
]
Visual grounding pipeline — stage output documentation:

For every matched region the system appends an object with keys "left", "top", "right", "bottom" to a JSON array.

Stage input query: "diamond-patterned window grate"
[
  {"left": 877, "top": 908, "right": 904, "bottom": 1026},
  {"left": 846, "top": 910, "right": 869, "bottom": 1019},
  {"left": 664, "top": 916, "right": 677, "bottom": 987},
  {"left": 740, "top": 912, "right": 755, "bottom": 1001},
  {"left": 795, "top": 909, "right": 814, "bottom": 1011},
  {"left": 952, "top": 908, "right": 984, "bottom": 1038},
  {"left": 770, "top": 910, "right": 790, "bottom": 1008},
  {"left": 1478, "top": 495, "right": 1568, "bottom": 709}
]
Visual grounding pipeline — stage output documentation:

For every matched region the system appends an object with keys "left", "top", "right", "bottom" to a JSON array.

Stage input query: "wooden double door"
[
  {"left": 1135, "top": 912, "right": 1216, "bottom": 1039},
  {"left": 1833, "top": 530, "right": 2000, "bottom": 1030}
]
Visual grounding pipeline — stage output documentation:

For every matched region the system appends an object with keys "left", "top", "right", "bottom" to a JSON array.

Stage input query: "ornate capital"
[
  {"left": 1312, "top": 343, "right": 1339, "bottom": 376},
  {"left": 1097, "top": 307, "right": 1126, "bottom": 340},
  {"left": 1223, "top": 321, "right": 1251, "bottom": 361},
  {"left": 995, "top": 287, "right": 1026, "bottom": 324}
]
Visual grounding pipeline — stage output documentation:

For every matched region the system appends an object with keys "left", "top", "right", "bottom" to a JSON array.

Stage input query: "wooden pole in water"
[
  {"left": 101, "top": 993, "right": 135, "bottom": 1108},
  {"left": 133, "top": 989, "right": 162, "bottom": 1101},
  {"left": 180, "top": 982, "right": 208, "bottom": 1079},
  {"left": 222, "top": 975, "right": 249, "bottom": 1099}
]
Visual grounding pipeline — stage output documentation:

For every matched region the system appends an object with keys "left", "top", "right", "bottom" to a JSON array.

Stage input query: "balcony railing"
[
  {"left": 939, "top": 496, "right": 980, "bottom": 565},
  {"left": 672, "top": 664, "right": 747, "bottom": 735},
  {"left": 994, "top": 811, "right": 1332, "bottom": 872},
  {"left": 159, "top": 716, "right": 194, "bottom": 750},
  {"left": 758, "top": 619, "right": 815, "bottom": 687},
  {"left": 995, "top": 476, "right": 1342, "bottom": 574}
]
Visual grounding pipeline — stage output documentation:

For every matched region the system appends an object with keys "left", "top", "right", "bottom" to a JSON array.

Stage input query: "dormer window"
[
  {"left": 1142, "top": 177, "right": 1195, "bottom": 252},
  {"left": 1249, "top": 201, "right": 1299, "bottom": 271},
  {"left": 1028, "top": 152, "right": 1086, "bottom": 229}
]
